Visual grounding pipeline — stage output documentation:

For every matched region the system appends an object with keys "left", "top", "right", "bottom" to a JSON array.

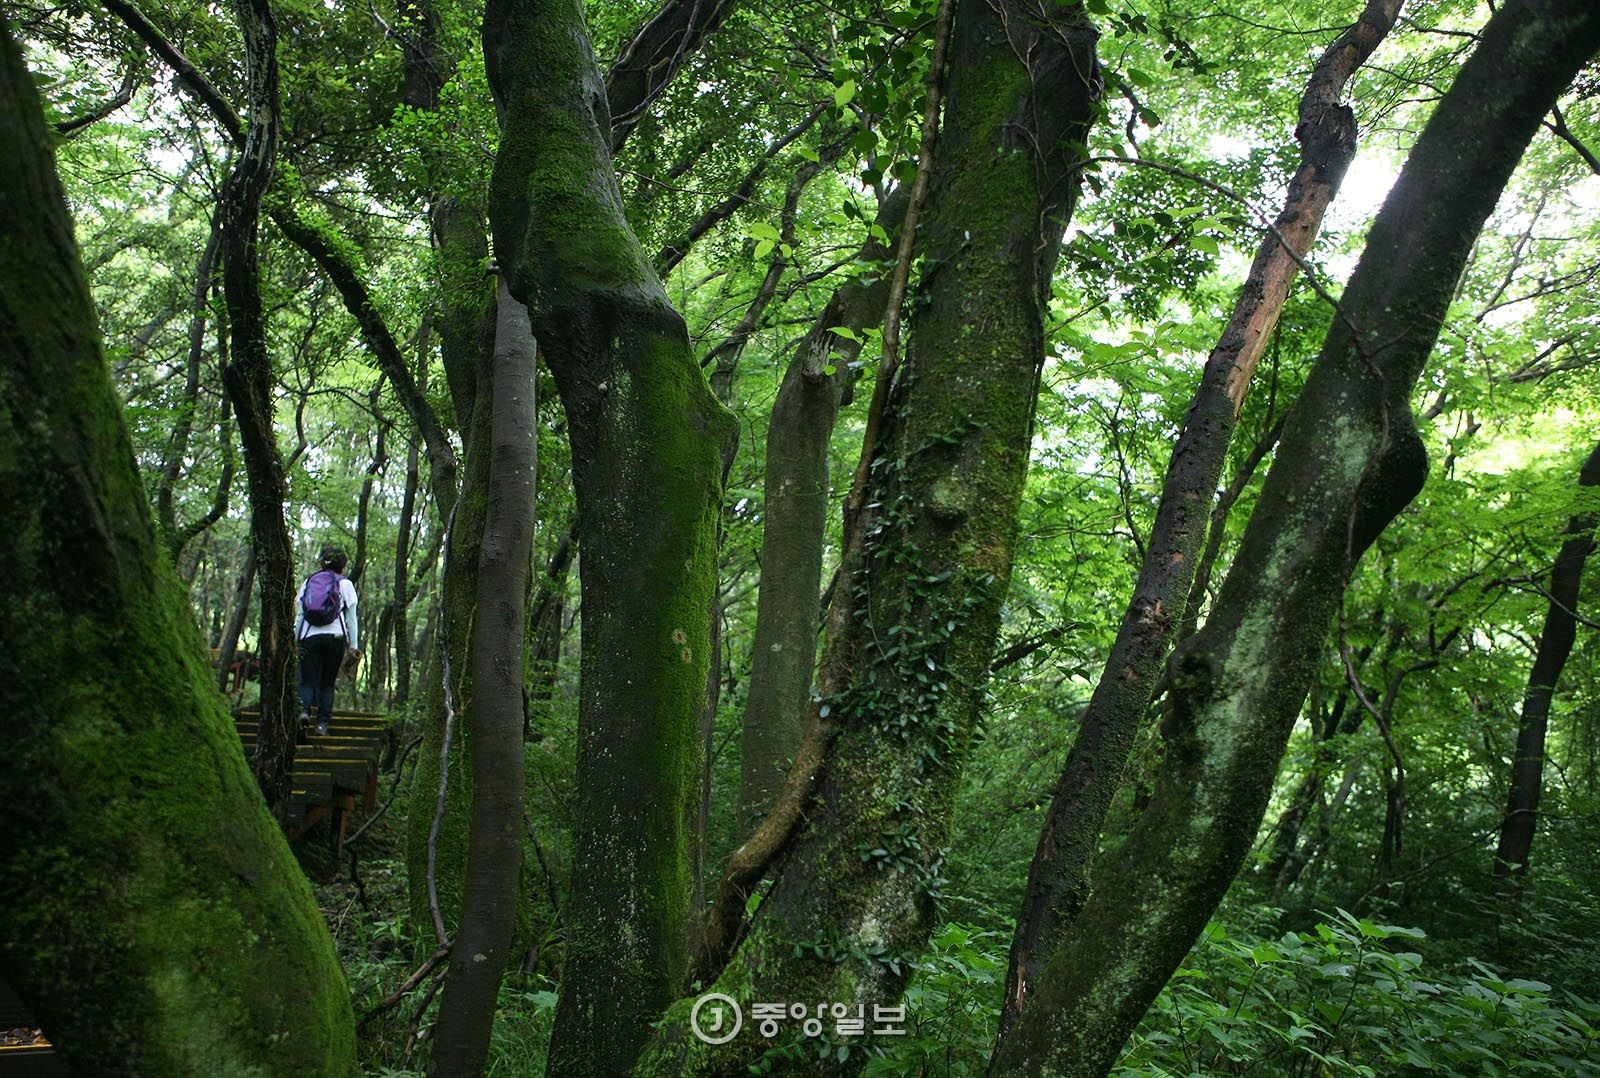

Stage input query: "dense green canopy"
[{"left": 3, "top": 0, "right": 1599, "bottom": 1073}]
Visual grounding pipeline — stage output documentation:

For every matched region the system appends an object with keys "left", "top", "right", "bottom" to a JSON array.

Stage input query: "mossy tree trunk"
[
  {"left": 736, "top": 190, "right": 906, "bottom": 835},
  {"left": 639, "top": 1, "right": 1101, "bottom": 1072},
  {"left": 0, "top": 17, "right": 356, "bottom": 1071},
  {"left": 393, "top": 433, "right": 422, "bottom": 708},
  {"left": 998, "top": 0, "right": 1403, "bottom": 1036},
  {"left": 483, "top": 1, "right": 739, "bottom": 1074},
  {"left": 431, "top": 280, "right": 538, "bottom": 1075},
  {"left": 399, "top": 0, "right": 501, "bottom": 944},
  {"left": 989, "top": 3, "right": 1600, "bottom": 1074},
  {"left": 1492, "top": 436, "right": 1600, "bottom": 887},
  {"left": 214, "top": 0, "right": 297, "bottom": 808}
]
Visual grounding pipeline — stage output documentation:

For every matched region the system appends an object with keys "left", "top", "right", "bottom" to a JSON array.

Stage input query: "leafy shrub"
[{"left": 1116, "top": 910, "right": 1600, "bottom": 1077}]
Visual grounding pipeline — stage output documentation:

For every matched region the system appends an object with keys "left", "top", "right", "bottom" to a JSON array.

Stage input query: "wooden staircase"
[{"left": 234, "top": 709, "right": 387, "bottom": 857}]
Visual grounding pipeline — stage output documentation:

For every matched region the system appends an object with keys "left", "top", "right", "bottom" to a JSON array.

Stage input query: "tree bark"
[
  {"left": 1492, "top": 436, "right": 1600, "bottom": 884},
  {"left": 431, "top": 280, "right": 538, "bottom": 1075},
  {"left": 736, "top": 189, "right": 905, "bottom": 835},
  {"left": 156, "top": 217, "right": 221, "bottom": 551},
  {"left": 214, "top": 0, "right": 296, "bottom": 809},
  {"left": 484, "top": 1, "right": 740, "bottom": 1073},
  {"left": 0, "top": 18, "right": 356, "bottom": 1069},
  {"left": 394, "top": 433, "right": 422, "bottom": 709},
  {"left": 999, "top": 0, "right": 1402, "bottom": 1036},
  {"left": 989, "top": 3, "right": 1600, "bottom": 1074},
  {"left": 640, "top": 1, "right": 1100, "bottom": 1072},
  {"left": 217, "top": 543, "right": 256, "bottom": 691}
]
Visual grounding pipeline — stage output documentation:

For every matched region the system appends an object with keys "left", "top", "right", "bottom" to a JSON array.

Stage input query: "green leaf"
[{"left": 835, "top": 78, "right": 858, "bottom": 107}]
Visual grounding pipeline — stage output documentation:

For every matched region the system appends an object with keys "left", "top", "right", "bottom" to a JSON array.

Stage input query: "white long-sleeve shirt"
[{"left": 294, "top": 576, "right": 359, "bottom": 651}]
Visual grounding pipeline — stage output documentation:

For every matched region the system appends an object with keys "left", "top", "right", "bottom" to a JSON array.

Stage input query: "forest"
[{"left": 2, "top": 0, "right": 1599, "bottom": 1074}]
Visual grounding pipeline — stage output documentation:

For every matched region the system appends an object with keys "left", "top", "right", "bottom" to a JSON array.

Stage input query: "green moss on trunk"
[
  {"left": 636, "top": 1, "right": 1100, "bottom": 1072},
  {"left": 484, "top": 0, "right": 739, "bottom": 1072},
  {"left": 990, "top": 3, "right": 1600, "bottom": 1074},
  {"left": 0, "top": 20, "right": 355, "bottom": 1072}
]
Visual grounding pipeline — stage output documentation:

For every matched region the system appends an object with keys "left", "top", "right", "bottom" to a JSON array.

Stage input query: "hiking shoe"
[{"left": 315, "top": 720, "right": 329, "bottom": 737}]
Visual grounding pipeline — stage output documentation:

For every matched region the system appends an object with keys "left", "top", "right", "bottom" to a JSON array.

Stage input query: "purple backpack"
[{"left": 301, "top": 569, "right": 345, "bottom": 627}]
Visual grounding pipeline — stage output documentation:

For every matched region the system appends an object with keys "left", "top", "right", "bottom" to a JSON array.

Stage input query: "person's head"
[{"left": 319, "top": 545, "right": 349, "bottom": 573}]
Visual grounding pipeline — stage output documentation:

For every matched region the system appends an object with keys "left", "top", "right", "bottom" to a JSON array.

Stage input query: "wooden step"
[{"left": 235, "top": 712, "right": 386, "bottom": 839}]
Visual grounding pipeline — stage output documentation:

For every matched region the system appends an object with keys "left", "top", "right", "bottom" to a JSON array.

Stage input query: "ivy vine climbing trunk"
[
  {"left": 998, "top": 0, "right": 1403, "bottom": 1036},
  {"left": 214, "top": 0, "right": 296, "bottom": 808},
  {"left": 0, "top": 16, "right": 356, "bottom": 1070},
  {"left": 639, "top": 0, "right": 1101, "bottom": 1072},
  {"left": 483, "top": 1, "right": 739, "bottom": 1074},
  {"left": 989, "top": 2, "right": 1600, "bottom": 1074},
  {"left": 1492, "top": 436, "right": 1600, "bottom": 888},
  {"left": 736, "top": 190, "right": 906, "bottom": 834}
]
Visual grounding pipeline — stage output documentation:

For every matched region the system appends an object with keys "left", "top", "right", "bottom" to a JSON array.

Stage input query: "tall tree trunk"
[
  {"left": 527, "top": 522, "right": 576, "bottom": 711},
  {"left": 0, "top": 20, "right": 356, "bottom": 1069},
  {"left": 989, "top": 4, "right": 1600, "bottom": 1074},
  {"left": 169, "top": 390, "right": 237, "bottom": 562},
  {"left": 350, "top": 396, "right": 387, "bottom": 586},
  {"left": 642, "top": 1, "right": 1100, "bottom": 1072},
  {"left": 431, "top": 281, "right": 538, "bottom": 1075},
  {"left": 1492, "top": 436, "right": 1600, "bottom": 885},
  {"left": 156, "top": 217, "right": 222, "bottom": 551},
  {"left": 999, "top": 0, "right": 1402, "bottom": 1035},
  {"left": 484, "top": 2, "right": 740, "bottom": 1072},
  {"left": 736, "top": 189, "right": 906, "bottom": 834},
  {"left": 394, "top": 433, "right": 422, "bottom": 709},
  {"left": 217, "top": 543, "right": 256, "bottom": 690},
  {"left": 392, "top": 0, "right": 503, "bottom": 940},
  {"left": 214, "top": 0, "right": 295, "bottom": 809}
]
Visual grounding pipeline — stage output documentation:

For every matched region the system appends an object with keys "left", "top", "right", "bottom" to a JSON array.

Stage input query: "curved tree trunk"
[
  {"left": 156, "top": 218, "right": 221, "bottom": 551},
  {"left": 1492, "top": 436, "right": 1600, "bottom": 886},
  {"left": 484, "top": 2, "right": 741, "bottom": 1073},
  {"left": 216, "top": 542, "right": 256, "bottom": 690},
  {"left": 999, "top": 0, "right": 1403, "bottom": 1035},
  {"left": 0, "top": 18, "right": 356, "bottom": 1070},
  {"left": 214, "top": 0, "right": 296, "bottom": 809},
  {"left": 989, "top": 3, "right": 1600, "bottom": 1074},
  {"left": 394, "top": 433, "right": 422, "bottom": 709}
]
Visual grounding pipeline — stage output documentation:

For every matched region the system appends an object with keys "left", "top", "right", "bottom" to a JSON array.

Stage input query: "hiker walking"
[{"left": 295, "top": 544, "right": 360, "bottom": 736}]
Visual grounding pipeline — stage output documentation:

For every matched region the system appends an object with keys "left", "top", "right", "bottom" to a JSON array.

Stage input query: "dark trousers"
[{"left": 298, "top": 634, "right": 346, "bottom": 721}]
